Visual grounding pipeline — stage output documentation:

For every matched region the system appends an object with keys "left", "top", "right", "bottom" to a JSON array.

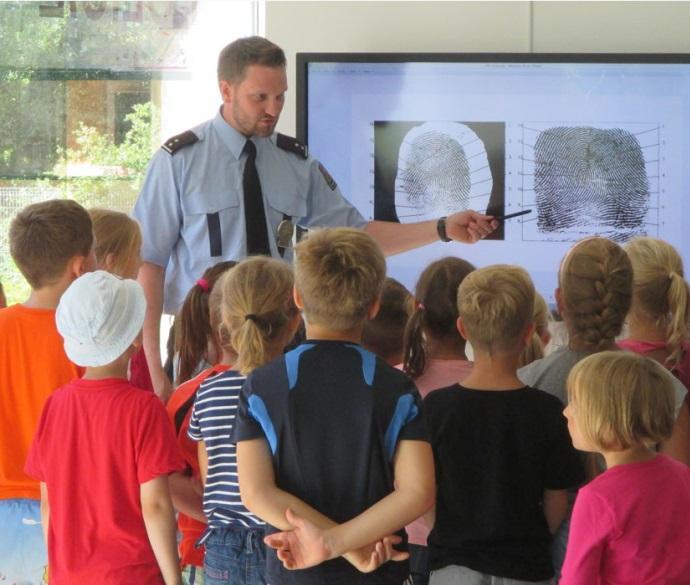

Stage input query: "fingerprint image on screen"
[
  {"left": 534, "top": 126, "right": 650, "bottom": 240},
  {"left": 394, "top": 122, "right": 493, "bottom": 223}
]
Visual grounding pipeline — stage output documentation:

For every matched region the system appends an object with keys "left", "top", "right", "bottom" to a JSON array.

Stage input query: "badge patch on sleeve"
[{"left": 319, "top": 163, "right": 337, "bottom": 191}]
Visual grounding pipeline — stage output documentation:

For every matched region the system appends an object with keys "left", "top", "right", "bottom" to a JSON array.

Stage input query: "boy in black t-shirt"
[
  {"left": 424, "top": 265, "right": 584, "bottom": 585},
  {"left": 234, "top": 227, "right": 435, "bottom": 585}
]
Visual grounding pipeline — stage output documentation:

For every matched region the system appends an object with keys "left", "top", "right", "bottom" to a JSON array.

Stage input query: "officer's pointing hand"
[{"left": 445, "top": 210, "right": 498, "bottom": 244}]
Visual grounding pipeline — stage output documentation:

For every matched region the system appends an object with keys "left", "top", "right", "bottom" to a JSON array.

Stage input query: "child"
[
  {"left": 89, "top": 208, "right": 155, "bottom": 393},
  {"left": 174, "top": 261, "right": 237, "bottom": 385},
  {"left": 561, "top": 351, "right": 690, "bottom": 585},
  {"left": 166, "top": 261, "right": 236, "bottom": 585},
  {"left": 517, "top": 237, "right": 688, "bottom": 579},
  {"left": 0, "top": 199, "right": 95, "bottom": 584},
  {"left": 517, "top": 292, "right": 552, "bottom": 368},
  {"left": 424, "top": 265, "right": 584, "bottom": 585},
  {"left": 400, "top": 256, "right": 476, "bottom": 585},
  {"left": 361, "top": 276, "right": 413, "bottom": 366},
  {"left": 234, "top": 227, "right": 435, "bottom": 585},
  {"left": 25, "top": 271, "right": 185, "bottom": 584},
  {"left": 89, "top": 208, "right": 143, "bottom": 279},
  {"left": 188, "top": 257, "right": 301, "bottom": 585},
  {"left": 619, "top": 237, "right": 690, "bottom": 463}
]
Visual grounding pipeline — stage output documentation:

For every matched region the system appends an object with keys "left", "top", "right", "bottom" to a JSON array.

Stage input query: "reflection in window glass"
[{"left": 0, "top": 1, "right": 258, "bottom": 303}]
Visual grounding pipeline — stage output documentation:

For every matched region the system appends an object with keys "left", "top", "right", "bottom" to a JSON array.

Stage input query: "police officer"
[{"left": 134, "top": 36, "right": 496, "bottom": 400}]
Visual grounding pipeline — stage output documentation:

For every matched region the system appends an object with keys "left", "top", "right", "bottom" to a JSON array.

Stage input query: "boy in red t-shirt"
[{"left": 25, "top": 271, "right": 185, "bottom": 585}]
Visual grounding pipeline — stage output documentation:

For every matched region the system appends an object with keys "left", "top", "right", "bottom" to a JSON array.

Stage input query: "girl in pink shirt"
[{"left": 561, "top": 351, "right": 690, "bottom": 585}]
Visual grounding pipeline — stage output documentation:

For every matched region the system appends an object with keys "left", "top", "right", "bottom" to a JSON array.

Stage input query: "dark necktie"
[{"left": 243, "top": 139, "right": 271, "bottom": 256}]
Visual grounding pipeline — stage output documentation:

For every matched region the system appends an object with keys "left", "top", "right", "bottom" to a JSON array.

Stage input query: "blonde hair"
[
  {"left": 294, "top": 228, "right": 386, "bottom": 331},
  {"left": 89, "top": 208, "right": 142, "bottom": 278},
  {"left": 458, "top": 264, "right": 535, "bottom": 353},
  {"left": 567, "top": 351, "right": 676, "bottom": 451},
  {"left": 560, "top": 237, "right": 632, "bottom": 352},
  {"left": 518, "top": 293, "right": 552, "bottom": 368},
  {"left": 10, "top": 199, "right": 93, "bottom": 289},
  {"left": 218, "top": 257, "right": 297, "bottom": 375},
  {"left": 625, "top": 237, "right": 690, "bottom": 367}
]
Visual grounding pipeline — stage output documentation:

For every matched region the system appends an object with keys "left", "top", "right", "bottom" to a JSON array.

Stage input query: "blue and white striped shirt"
[{"left": 188, "top": 370, "right": 263, "bottom": 537}]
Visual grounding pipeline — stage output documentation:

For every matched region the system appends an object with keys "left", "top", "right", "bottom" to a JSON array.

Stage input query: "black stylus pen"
[{"left": 492, "top": 209, "right": 532, "bottom": 221}]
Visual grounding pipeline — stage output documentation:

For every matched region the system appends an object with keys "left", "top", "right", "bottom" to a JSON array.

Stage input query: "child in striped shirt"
[{"left": 188, "top": 257, "right": 301, "bottom": 585}]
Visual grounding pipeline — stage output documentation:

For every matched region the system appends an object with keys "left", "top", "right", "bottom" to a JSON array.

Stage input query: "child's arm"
[
  {"left": 140, "top": 475, "right": 182, "bottom": 585},
  {"left": 237, "top": 438, "right": 408, "bottom": 572},
  {"left": 660, "top": 401, "right": 690, "bottom": 465},
  {"left": 168, "top": 471, "right": 205, "bottom": 523},
  {"left": 543, "top": 488, "right": 568, "bottom": 534},
  {"left": 198, "top": 441, "right": 209, "bottom": 486},
  {"left": 262, "top": 439, "right": 435, "bottom": 570},
  {"left": 40, "top": 482, "right": 49, "bottom": 546}
]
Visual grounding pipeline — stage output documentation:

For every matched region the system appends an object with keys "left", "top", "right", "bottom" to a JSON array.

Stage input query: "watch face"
[{"left": 276, "top": 219, "right": 295, "bottom": 248}]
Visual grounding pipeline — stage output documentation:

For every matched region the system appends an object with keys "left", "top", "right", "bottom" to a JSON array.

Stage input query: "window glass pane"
[{"left": 0, "top": 1, "right": 258, "bottom": 304}]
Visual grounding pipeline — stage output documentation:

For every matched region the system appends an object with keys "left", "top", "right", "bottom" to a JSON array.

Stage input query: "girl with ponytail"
[
  {"left": 620, "top": 236, "right": 690, "bottom": 464},
  {"left": 187, "top": 257, "right": 300, "bottom": 584},
  {"left": 166, "top": 260, "right": 236, "bottom": 584},
  {"left": 400, "top": 256, "right": 475, "bottom": 585}
]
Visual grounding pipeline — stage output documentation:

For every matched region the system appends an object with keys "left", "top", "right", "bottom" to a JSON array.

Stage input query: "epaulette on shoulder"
[
  {"left": 161, "top": 130, "right": 199, "bottom": 155},
  {"left": 276, "top": 133, "right": 308, "bottom": 159}
]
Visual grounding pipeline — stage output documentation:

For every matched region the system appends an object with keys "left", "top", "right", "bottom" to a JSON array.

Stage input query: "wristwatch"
[{"left": 436, "top": 216, "right": 451, "bottom": 242}]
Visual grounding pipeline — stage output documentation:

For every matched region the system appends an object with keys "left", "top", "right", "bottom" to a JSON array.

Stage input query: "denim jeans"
[{"left": 204, "top": 525, "right": 267, "bottom": 585}]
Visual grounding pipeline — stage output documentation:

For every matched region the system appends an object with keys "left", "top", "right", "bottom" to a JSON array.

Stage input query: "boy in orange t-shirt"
[{"left": 0, "top": 199, "right": 95, "bottom": 584}]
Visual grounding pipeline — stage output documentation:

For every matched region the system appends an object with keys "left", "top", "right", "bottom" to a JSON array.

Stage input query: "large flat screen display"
[{"left": 297, "top": 54, "right": 690, "bottom": 305}]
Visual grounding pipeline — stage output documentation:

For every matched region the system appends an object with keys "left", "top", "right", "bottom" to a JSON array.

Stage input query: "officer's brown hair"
[
  {"left": 217, "top": 36, "right": 286, "bottom": 83},
  {"left": 10, "top": 199, "right": 93, "bottom": 289}
]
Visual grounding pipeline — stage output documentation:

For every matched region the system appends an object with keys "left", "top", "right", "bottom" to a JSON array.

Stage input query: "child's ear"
[
  {"left": 293, "top": 286, "right": 304, "bottom": 310},
  {"left": 522, "top": 322, "right": 536, "bottom": 345},
  {"left": 104, "top": 252, "right": 116, "bottom": 273},
  {"left": 367, "top": 295, "right": 381, "bottom": 321},
  {"left": 67, "top": 254, "right": 88, "bottom": 279},
  {"left": 456, "top": 317, "right": 468, "bottom": 340}
]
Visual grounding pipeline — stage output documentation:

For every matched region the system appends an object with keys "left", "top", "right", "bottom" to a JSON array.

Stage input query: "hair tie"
[
  {"left": 196, "top": 278, "right": 210, "bottom": 292},
  {"left": 416, "top": 302, "right": 425, "bottom": 311},
  {"left": 245, "top": 313, "right": 259, "bottom": 322}
]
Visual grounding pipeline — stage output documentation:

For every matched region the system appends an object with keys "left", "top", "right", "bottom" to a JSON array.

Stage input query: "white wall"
[{"left": 266, "top": 0, "right": 690, "bottom": 135}]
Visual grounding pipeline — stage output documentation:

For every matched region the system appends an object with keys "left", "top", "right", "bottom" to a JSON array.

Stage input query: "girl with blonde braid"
[{"left": 619, "top": 237, "right": 690, "bottom": 463}]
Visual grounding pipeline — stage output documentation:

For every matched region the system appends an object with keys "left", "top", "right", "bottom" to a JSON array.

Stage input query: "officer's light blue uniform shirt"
[{"left": 133, "top": 110, "right": 366, "bottom": 313}]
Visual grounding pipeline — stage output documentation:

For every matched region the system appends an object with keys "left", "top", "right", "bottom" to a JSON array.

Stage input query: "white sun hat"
[{"left": 56, "top": 270, "right": 146, "bottom": 367}]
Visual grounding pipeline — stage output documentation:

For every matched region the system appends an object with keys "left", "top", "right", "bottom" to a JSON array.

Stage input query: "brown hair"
[
  {"left": 9, "top": 199, "right": 93, "bottom": 289},
  {"left": 294, "top": 228, "right": 386, "bottom": 332},
  {"left": 518, "top": 292, "right": 552, "bottom": 368},
  {"left": 458, "top": 264, "right": 535, "bottom": 353},
  {"left": 403, "top": 257, "right": 475, "bottom": 378},
  {"left": 625, "top": 237, "right": 690, "bottom": 367},
  {"left": 362, "top": 277, "right": 413, "bottom": 364},
  {"left": 560, "top": 237, "right": 632, "bottom": 353},
  {"left": 219, "top": 257, "right": 297, "bottom": 375},
  {"left": 89, "top": 208, "right": 142, "bottom": 279},
  {"left": 174, "top": 261, "right": 237, "bottom": 384},
  {"left": 217, "top": 36, "right": 286, "bottom": 83},
  {"left": 567, "top": 351, "right": 676, "bottom": 451}
]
